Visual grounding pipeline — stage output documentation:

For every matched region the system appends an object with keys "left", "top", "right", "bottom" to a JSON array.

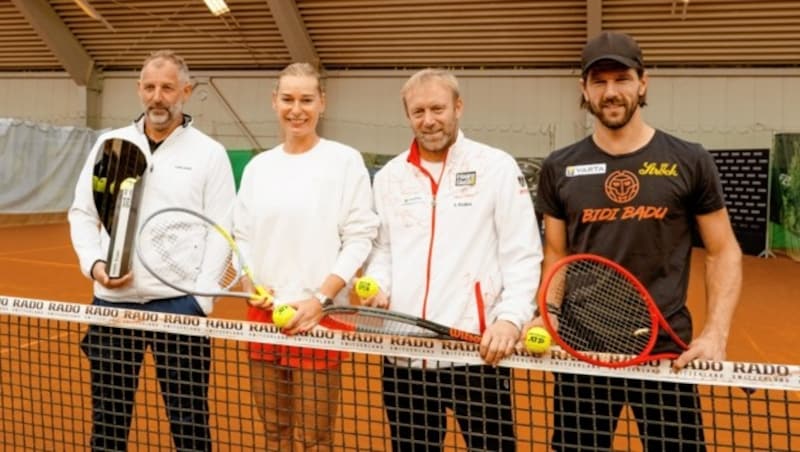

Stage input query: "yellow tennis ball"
[
  {"left": 272, "top": 305, "right": 296, "bottom": 328},
  {"left": 525, "top": 326, "right": 552, "bottom": 353},
  {"left": 355, "top": 276, "right": 380, "bottom": 298},
  {"left": 92, "top": 176, "right": 107, "bottom": 192}
]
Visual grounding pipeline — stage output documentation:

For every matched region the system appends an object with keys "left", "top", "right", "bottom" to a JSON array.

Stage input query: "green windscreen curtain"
[
  {"left": 227, "top": 150, "right": 255, "bottom": 191},
  {"left": 770, "top": 134, "right": 800, "bottom": 260}
]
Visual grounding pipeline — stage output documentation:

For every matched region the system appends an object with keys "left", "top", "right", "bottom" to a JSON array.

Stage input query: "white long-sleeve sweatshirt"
[
  {"left": 68, "top": 116, "right": 236, "bottom": 314},
  {"left": 367, "top": 131, "right": 543, "bottom": 338},
  {"left": 233, "top": 139, "right": 379, "bottom": 305}
]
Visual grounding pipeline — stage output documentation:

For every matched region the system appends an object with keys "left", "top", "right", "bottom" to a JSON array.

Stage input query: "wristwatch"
[{"left": 313, "top": 292, "right": 334, "bottom": 307}]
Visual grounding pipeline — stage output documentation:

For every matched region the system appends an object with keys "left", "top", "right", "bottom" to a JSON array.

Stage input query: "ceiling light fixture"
[{"left": 204, "top": 0, "right": 230, "bottom": 16}]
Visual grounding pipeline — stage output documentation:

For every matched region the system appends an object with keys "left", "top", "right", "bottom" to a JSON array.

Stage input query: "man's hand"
[
  {"left": 517, "top": 314, "right": 558, "bottom": 350},
  {"left": 91, "top": 261, "right": 132, "bottom": 289},
  {"left": 480, "top": 320, "right": 520, "bottom": 366},
  {"left": 672, "top": 329, "right": 727, "bottom": 371}
]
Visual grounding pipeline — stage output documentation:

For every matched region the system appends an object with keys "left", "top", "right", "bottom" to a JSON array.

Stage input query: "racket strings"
[
  {"left": 93, "top": 140, "right": 147, "bottom": 226},
  {"left": 548, "top": 260, "right": 654, "bottom": 356},
  {"left": 138, "top": 211, "right": 240, "bottom": 294}
]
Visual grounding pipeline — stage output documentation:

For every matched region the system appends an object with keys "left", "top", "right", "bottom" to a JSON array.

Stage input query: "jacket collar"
[
  {"left": 406, "top": 129, "right": 464, "bottom": 167},
  {"left": 406, "top": 130, "right": 465, "bottom": 194}
]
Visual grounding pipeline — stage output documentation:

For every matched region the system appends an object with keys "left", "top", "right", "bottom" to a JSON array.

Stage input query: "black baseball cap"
[{"left": 581, "top": 31, "right": 644, "bottom": 76}]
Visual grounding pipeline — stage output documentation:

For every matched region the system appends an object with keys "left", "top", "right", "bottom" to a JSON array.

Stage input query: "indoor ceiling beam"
[
  {"left": 10, "top": 0, "right": 95, "bottom": 86},
  {"left": 265, "top": 0, "right": 319, "bottom": 67},
  {"left": 586, "top": 0, "right": 602, "bottom": 39}
]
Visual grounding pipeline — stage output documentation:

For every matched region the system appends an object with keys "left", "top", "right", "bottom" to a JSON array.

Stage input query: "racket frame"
[
  {"left": 538, "top": 253, "right": 688, "bottom": 368},
  {"left": 320, "top": 305, "right": 483, "bottom": 344},
  {"left": 136, "top": 207, "right": 269, "bottom": 301}
]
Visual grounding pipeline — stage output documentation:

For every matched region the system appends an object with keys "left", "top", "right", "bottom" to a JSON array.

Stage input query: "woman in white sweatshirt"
[{"left": 233, "top": 62, "right": 378, "bottom": 451}]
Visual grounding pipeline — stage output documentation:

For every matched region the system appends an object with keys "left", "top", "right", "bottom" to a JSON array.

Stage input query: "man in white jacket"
[
  {"left": 365, "top": 68, "right": 543, "bottom": 451},
  {"left": 68, "top": 50, "right": 235, "bottom": 451}
]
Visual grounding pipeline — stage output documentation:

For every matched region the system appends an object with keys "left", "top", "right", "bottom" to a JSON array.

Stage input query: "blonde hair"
[
  {"left": 275, "top": 62, "right": 324, "bottom": 95},
  {"left": 400, "top": 68, "right": 460, "bottom": 109},
  {"left": 140, "top": 50, "right": 190, "bottom": 84}
]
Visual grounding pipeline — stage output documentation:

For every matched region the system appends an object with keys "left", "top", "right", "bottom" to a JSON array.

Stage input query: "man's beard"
[
  {"left": 146, "top": 102, "right": 181, "bottom": 130},
  {"left": 588, "top": 95, "right": 639, "bottom": 130},
  {"left": 416, "top": 129, "right": 455, "bottom": 154}
]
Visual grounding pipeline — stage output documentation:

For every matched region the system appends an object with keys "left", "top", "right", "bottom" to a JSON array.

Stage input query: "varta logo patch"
[
  {"left": 566, "top": 163, "right": 606, "bottom": 177},
  {"left": 638, "top": 162, "right": 678, "bottom": 177},
  {"left": 455, "top": 171, "right": 477, "bottom": 186}
]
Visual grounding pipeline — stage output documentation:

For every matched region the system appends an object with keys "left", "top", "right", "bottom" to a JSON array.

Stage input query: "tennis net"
[{"left": 1, "top": 294, "right": 797, "bottom": 451}]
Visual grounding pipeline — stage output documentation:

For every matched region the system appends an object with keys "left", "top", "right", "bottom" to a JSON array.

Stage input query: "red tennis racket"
[{"left": 538, "top": 253, "right": 688, "bottom": 368}]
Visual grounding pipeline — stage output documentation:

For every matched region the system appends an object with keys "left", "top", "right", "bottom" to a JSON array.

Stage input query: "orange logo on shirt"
[{"left": 604, "top": 170, "right": 639, "bottom": 204}]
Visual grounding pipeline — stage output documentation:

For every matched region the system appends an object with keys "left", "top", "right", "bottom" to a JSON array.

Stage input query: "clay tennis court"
[{"left": 0, "top": 221, "right": 797, "bottom": 450}]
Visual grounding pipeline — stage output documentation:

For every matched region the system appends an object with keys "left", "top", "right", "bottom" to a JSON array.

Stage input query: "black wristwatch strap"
[{"left": 314, "top": 292, "right": 334, "bottom": 307}]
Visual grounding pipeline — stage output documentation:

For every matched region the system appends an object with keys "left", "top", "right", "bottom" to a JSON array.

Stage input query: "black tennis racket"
[
  {"left": 92, "top": 137, "right": 147, "bottom": 230},
  {"left": 320, "top": 306, "right": 483, "bottom": 343},
  {"left": 92, "top": 137, "right": 148, "bottom": 278}
]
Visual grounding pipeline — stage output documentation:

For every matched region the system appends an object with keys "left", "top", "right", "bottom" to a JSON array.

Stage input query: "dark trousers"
[
  {"left": 552, "top": 372, "right": 706, "bottom": 451},
  {"left": 382, "top": 361, "right": 516, "bottom": 452},
  {"left": 80, "top": 296, "right": 212, "bottom": 452}
]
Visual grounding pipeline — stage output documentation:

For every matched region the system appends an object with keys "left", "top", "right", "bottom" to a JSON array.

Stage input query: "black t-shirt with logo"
[{"left": 536, "top": 130, "right": 725, "bottom": 348}]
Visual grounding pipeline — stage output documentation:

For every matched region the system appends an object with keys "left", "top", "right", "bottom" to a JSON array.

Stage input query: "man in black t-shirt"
[{"left": 530, "top": 32, "right": 742, "bottom": 451}]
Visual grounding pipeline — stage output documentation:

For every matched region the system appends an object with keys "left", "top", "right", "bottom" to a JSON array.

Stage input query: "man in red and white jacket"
[{"left": 364, "top": 68, "right": 542, "bottom": 452}]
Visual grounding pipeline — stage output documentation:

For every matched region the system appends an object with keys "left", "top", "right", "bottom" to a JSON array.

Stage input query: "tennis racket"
[
  {"left": 92, "top": 137, "right": 148, "bottom": 278},
  {"left": 136, "top": 207, "right": 270, "bottom": 302},
  {"left": 319, "top": 305, "right": 483, "bottom": 343},
  {"left": 538, "top": 253, "right": 688, "bottom": 368}
]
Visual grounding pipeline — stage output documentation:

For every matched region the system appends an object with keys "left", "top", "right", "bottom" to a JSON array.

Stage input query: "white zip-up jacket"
[
  {"left": 367, "top": 131, "right": 542, "bottom": 344},
  {"left": 68, "top": 115, "right": 236, "bottom": 314}
]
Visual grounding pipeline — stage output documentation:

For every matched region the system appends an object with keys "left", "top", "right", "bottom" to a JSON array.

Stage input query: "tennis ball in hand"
[
  {"left": 272, "top": 305, "right": 296, "bottom": 328},
  {"left": 525, "top": 327, "right": 552, "bottom": 353},
  {"left": 355, "top": 276, "right": 380, "bottom": 298}
]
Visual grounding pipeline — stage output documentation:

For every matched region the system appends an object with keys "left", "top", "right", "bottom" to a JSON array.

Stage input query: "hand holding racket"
[
  {"left": 320, "top": 305, "right": 521, "bottom": 365},
  {"left": 136, "top": 207, "right": 272, "bottom": 305},
  {"left": 320, "top": 305, "right": 483, "bottom": 344},
  {"left": 538, "top": 253, "right": 688, "bottom": 368}
]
